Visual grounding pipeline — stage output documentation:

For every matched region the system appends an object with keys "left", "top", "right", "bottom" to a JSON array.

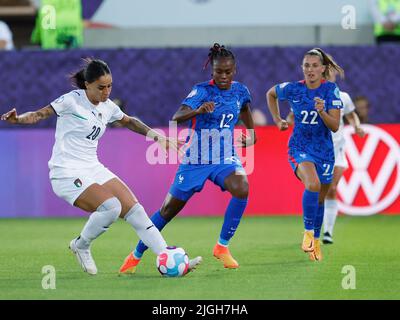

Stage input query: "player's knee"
[
  {"left": 230, "top": 181, "right": 249, "bottom": 199},
  {"left": 97, "top": 196, "right": 122, "bottom": 223},
  {"left": 305, "top": 181, "right": 321, "bottom": 192},
  {"left": 326, "top": 185, "right": 337, "bottom": 198}
]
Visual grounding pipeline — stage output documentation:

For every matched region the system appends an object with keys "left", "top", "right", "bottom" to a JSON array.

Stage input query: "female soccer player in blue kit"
[
  {"left": 266, "top": 48, "right": 343, "bottom": 261},
  {"left": 119, "top": 43, "right": 257, "bottom": 273}
]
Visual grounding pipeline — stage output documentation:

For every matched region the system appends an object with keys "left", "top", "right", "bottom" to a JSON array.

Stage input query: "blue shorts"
[
  {"left": 288, "top": 150, "right": 334, "bottom": 184},
  {"left": 169, "top": 160, "right": 245, "bottom": 201}
]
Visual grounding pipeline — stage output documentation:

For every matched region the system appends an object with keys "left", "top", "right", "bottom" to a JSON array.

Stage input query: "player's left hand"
[
  {"left": 355, "top": 125, "right": 365, "bottom": 138},
  {"left": 235, "top": 132, "right": 257, "bottom": 148},
  {"left": 314, "top": 97, "right": 325, "bottom": 113},
  {"left": 157, "top": 136, "right": 186, "bottom": 158}
]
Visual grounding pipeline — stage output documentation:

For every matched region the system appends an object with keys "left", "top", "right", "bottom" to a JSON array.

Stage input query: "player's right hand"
[
  {"left": 275, "top": 119, "right": 289, "bottom": 131},
  {"left": 197, "top": 102, "right": 215, "bottom": 114},
  {"left": 1, "top": 108, "right": 19, "bottom": 124},
  {"left": 355, "top": 125, "right": 365, "bottom": 138}
]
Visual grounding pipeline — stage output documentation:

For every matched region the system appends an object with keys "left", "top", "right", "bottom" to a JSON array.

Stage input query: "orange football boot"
[
  {"left": 213, "top": 244, "right": 239, "bottom": 268},
  {"left": 119, "top": 253, "right": 141, "bottom": 274},
  {"left": 309, "top": 239, "right": 322, "bottom": 261},
  {"left": 302, "top": 230, "right": 315, "bottom": 252}
]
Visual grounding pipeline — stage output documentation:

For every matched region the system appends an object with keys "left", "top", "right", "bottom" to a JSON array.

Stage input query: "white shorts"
[
  {"left": 334, "top": 141, "right": 348, "bottom": 169},
  {"left": 50, "top": 164, "right": 117, "bottom": 205}
]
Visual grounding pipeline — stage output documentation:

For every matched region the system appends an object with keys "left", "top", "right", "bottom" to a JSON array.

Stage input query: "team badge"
[{"left": 332, "top": 100, "right": 342, "bottom": 108}]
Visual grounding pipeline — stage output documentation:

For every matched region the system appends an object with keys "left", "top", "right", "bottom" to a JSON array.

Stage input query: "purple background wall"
[
  {"left": 0, "top": 46, "right": 399, "bottom": 129},
  {"left": 0, "top": 129, "right": 236, "bottom": 217}
]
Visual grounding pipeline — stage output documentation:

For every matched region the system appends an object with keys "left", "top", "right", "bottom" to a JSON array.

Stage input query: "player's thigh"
[
  {"left": 74, "top": 183, "right": 116, "bottom": 213},
  {"left": 297, "top": 161, "right": 320, "bottom": 190},
  {"left": 160, "top": 193, "right": 188, "bottom": 220},
  {"left": 331, "top": 166, "right": 345, "bottom": 187},
  {"left": 101, "top": 177, "right": 138, "bottom": 217}
]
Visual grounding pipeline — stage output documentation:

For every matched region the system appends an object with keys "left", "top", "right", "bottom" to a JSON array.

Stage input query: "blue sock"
[
  {"left": 219, "top": 197, "right": 248, "bottom": 245},
  {"left": 314, "top": 203, "right": 325, "bottom": 238},
  {"left": 302, "top": 190, "right": 319, "bottom": 231},
  {"left": 133, "top": 210, "right": 168, "bottom": 258}
]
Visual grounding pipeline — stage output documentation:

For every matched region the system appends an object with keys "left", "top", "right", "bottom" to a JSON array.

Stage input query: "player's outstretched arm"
[
  {"left": 117, "top": 114, "right": 159, "bottom": 138},
  {"left": 266, "top": 86, "right": 288, "bottom": 131},
  {"left": 116, "top": 114, "right": 184, "bottom": 155},
  {"left": 344, "top": 111, "right": 365, "bottom": 137},
  {"left": 1, "top": 106, "right": 55, "bottom": 125}
]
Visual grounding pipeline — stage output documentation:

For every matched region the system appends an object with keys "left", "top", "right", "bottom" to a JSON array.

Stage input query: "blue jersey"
[
  {"left": 275, "top": 80, "right": 343, "bottom": 163},
  {"left": 181, "top": 80, "right": 252, "bottom": 164}
]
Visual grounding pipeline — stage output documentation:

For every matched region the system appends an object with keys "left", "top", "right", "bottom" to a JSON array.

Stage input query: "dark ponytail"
[
  {"left": 305, "top": 48, "right": 344, "bottom": 79},
  {"left": 71, "top": 69, "right": 86, "bottom": 89},
  {"left": 203, "top": 43, "right": 235, "bottom": 70},
  {"left": 70, "top": 58, "right": 111, "bottom": 89}
]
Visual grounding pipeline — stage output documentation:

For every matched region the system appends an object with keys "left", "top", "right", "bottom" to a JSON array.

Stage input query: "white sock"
[
  {"left": 76, "top": 197, "right": 121, "bottom": 249},
  {"left": 324, "top": 199, "right": 338, "bottom": 236},
  {"left": 124, "top": 203, "right": 167, "bottom": 255}
]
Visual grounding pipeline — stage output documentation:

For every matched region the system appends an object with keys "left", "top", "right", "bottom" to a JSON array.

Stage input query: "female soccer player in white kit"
[
  {"left": 1, "top": 59, "right": 201, "bottom": 275},
  {"left": 322, "top": 71, "right": 365, "bottom": 244}
]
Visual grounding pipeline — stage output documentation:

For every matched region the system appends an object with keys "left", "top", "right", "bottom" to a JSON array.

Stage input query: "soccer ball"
[{"left": 156, "top": 246, "right": 189, "bottom": 277}]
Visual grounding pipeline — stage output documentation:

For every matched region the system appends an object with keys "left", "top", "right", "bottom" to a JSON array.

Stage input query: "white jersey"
[
  {"left": 48, "top": 90, "right": 124, "bottom": 178},
  {"left": 332, "top": 91, "right": 355, "bottom": 146}
]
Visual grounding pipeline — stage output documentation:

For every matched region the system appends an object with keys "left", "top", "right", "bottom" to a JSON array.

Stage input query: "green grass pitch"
[{"left": 0, "top": 215, "right": 399, "bottom": 300}]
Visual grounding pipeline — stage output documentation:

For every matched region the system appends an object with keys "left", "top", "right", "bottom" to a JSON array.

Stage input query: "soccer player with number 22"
[{"left": 266, "top": 48, "right": 343, "bottom": 261}]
